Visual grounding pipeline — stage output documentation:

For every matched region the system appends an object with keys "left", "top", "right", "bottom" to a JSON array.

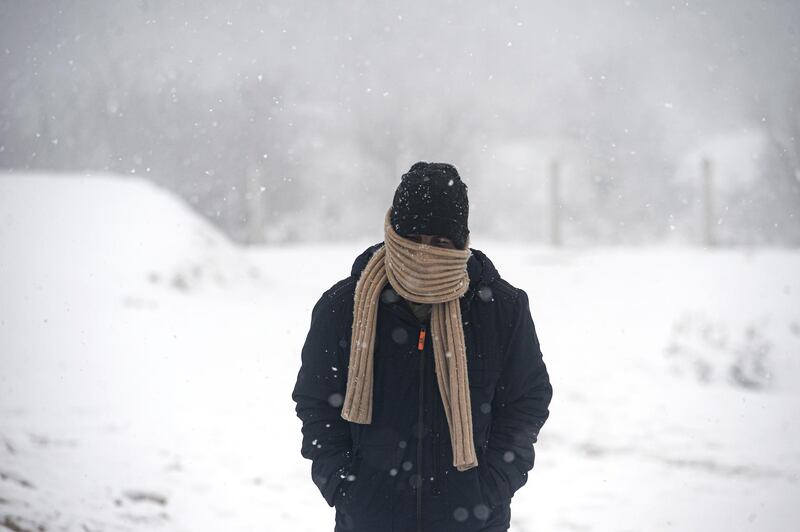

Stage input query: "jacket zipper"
[
  {"left": 353, "top": 422, "right": 362, "bottom": 461},
  {"left": 416, "top": 323, "right": 426, "bottom": 532},
  {"left": 432, "top": 377, "right": 440, "bottom": 496}
]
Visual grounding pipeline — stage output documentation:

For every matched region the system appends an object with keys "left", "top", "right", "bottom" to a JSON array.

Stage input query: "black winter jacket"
[{"left": 292, "top": 242, "right": 553, "bottom": 532}]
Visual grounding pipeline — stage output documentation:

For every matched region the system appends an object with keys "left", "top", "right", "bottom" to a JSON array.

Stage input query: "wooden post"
[
  {"left": 550, "top": 159, "right": 562, "bottom": 247},
  {"left": 245, "top": 163, "right": 264, "bottom": 245},
  {"left": 702, "top": 157, "right": 715, "bottom": 247}
]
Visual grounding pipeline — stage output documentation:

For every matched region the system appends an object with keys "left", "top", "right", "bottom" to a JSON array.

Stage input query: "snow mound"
[{"left": 0, "top": 172, "right": 262, "bottom": 295}]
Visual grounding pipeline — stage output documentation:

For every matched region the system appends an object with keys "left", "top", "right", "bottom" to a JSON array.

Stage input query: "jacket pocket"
[
  {"left": 443, "top": 451, "right": 494, "bottom": 529},
  {"left": 336, "top": 445, "right": 396, "bottom": 525},
  {"left": 476, "top": 443, "right": 496, "bottom": 509},
  {"left": 334, "top": 448, "right": 362, "bottom": 507}
]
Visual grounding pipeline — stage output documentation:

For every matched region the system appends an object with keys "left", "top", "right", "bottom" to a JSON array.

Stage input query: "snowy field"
[{"left": 1, "top": 173, "right": 799, "bottom": 532}]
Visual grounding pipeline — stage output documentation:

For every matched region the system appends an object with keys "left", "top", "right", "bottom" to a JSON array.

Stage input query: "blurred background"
[
  {"left": 2, "top": 0, "right": 798, "bottom": 246},
  {"left": 1, "top": 1, "right": 799, "bottom": 531}
]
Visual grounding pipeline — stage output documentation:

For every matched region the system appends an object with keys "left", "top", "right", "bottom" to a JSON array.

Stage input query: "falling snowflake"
[
  {"left": 473, "top": 504, "right": 490, "bottom": 520},
  {"left": 392, "top": 327, "right": 409, "bottom": 344},
  {"left": 477, "top": 286, "right": 494, "bottom": 303},
  {"left": 328, "top": 393, "right": 344, "bottom": 407}
]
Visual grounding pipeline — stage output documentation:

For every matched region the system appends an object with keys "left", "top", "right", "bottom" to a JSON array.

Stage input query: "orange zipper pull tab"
[{"left": 417, "top": 326, "right": 427, "bottom": 351}]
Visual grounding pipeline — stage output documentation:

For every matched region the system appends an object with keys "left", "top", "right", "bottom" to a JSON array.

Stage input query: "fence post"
[
  {"left": 245, "top": 164, "right": 264, "bottom": 245},
  {"left": 702, "top": 157, "right": 715, "bottom": 247},
  {"left": 550, "top": 159, "right": 562, "bottom": 247}
]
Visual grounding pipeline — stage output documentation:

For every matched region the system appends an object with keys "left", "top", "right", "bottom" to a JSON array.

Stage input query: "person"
[{"left": 291, "top": 161, "right": 553, "bottom": 532}]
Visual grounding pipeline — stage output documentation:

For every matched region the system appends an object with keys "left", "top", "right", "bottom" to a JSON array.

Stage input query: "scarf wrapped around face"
[{"left": 341, "top": 206, "right": 478, "bottom": 471}]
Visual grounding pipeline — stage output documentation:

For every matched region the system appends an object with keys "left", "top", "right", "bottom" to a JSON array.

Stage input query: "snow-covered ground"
[{"left": 1, "top": 172, "right": 798, "bottom": 532}]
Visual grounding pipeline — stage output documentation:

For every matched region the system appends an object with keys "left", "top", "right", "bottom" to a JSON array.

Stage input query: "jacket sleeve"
[
  {"left": 478, "top": 288, "right": 553, "bottom": 508},
  {"left": 291, "top": 291, "right": 356, "bottom": 507}
]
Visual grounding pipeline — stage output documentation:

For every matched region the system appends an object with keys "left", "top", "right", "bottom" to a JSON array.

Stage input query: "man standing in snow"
[{"left": 292, "top": 162, "right": 553, "bottom": 532}]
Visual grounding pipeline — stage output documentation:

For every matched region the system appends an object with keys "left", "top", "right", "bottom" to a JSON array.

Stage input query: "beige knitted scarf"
[{"left": 341, "top": 206, "right": 478, "bottom": 471}]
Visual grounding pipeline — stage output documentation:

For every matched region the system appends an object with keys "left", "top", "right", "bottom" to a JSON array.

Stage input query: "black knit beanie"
[{"left": 390, "top": 161, "right": 470, "bottom": 250}]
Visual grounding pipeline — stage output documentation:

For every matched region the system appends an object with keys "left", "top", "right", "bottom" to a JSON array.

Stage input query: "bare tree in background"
[{"left": 746, "top": 81, "right": 800, "bottom": 245}]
